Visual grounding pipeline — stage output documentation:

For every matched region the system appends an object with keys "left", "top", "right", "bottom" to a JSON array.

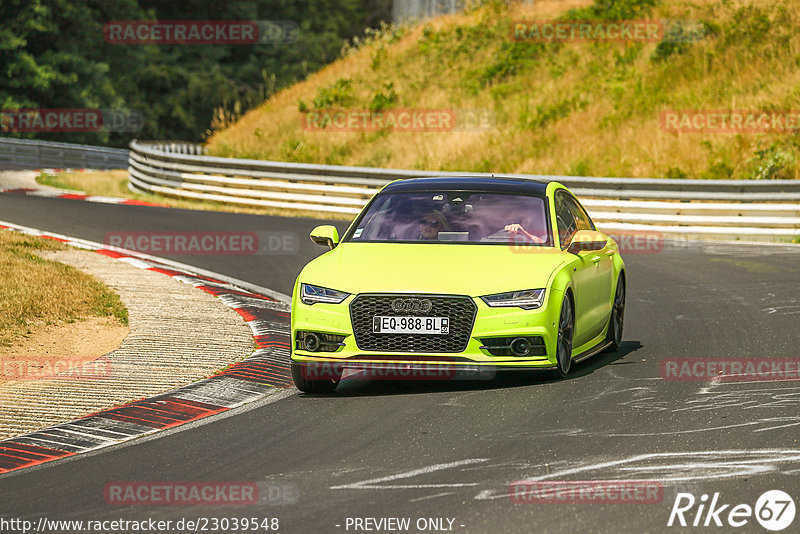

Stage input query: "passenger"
[{"left": 505, "top": 223, "right": 546, "bottom": 244}]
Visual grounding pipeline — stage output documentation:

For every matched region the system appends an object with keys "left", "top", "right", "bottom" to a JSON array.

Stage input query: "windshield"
[{"left": 345, "top": 191, "right": 552, "bottom": 246}]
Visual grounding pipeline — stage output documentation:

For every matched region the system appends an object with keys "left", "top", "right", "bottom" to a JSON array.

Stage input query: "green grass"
[{"left": 36, "top": 171, "right": 84, "bottom": 191}]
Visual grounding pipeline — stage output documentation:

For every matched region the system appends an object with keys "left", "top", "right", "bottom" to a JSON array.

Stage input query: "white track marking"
[
  {"left": 697, "top": 374, "right": 720, "bottom": 395},
  {"left": 409, "top": 492, "right": 456, "bottom": 503},
  {"left": 116, "top": 256, "right": 153, "bottom": 269},
  {"left": 752, "top": 417, "right": 800, "bottom": 433},
  {"left": 330, "top": 459, "right": 490, "bottom": 490},
  {"left": 475, "top": 450, "right": 800, "bottom": 500}
]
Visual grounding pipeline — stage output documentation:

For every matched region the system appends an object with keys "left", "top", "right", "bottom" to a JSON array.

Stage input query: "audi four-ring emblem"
[{"left": 391, "top": 298, "right": 433, "bottom": 314}]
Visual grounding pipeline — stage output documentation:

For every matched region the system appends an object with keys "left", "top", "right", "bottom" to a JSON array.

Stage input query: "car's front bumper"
[{"left": 291, "top": 290, "right": 563, "bottom": 370}]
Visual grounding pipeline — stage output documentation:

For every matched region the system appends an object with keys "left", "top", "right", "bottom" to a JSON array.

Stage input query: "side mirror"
[
  {"left": 310, "top": 225, "right": 339, "bottom": 249},
  {"left": 566, "top": 229, "right": 608, "bottom": 254}
]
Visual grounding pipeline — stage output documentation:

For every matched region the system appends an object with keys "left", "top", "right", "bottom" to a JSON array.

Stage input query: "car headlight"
[
  {"left": 300, "top": 283, "right": 350, "bottom": 305},
  {"left": 480, "top": 289, "right": 545, "bottom": 310}
]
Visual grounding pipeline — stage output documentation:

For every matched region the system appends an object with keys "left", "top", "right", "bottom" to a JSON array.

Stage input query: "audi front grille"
[{"left": 349, "top": 294, "right": 477, "bottom": 353}]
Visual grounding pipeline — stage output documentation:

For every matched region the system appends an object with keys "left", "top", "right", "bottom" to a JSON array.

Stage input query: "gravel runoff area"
[
  {"left": 0, "top": 248, "right": 255, "bottom": 440},
  {"left": 0, "top": 170, "right": 59, "bottom": 190}
]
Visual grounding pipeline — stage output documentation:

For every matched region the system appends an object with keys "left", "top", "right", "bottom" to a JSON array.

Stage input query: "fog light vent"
[
  {"left": 480, "top": 336, "right": 546, "bottom": 357},
  {"left": 295, "top": 331, "right": 346, "bottom": 352}
]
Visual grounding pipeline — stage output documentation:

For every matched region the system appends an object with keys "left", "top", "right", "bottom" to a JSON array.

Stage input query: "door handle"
[{"left": 591, "top": 256, "right": 601, "bottom": 263}]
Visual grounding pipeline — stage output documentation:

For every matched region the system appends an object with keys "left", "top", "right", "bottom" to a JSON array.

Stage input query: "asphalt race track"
[{"left": 1, "top": 193, "right": 800, "bottom": 533}]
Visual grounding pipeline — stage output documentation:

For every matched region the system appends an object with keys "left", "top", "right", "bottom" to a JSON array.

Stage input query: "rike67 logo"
[{"left": 668, "top": 490, "right": 796, "bottom": 531}]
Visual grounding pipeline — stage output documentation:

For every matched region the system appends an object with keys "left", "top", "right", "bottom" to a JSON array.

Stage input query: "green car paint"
[{"left": 290, "top": 179, "right": 625, "bottom": 388}]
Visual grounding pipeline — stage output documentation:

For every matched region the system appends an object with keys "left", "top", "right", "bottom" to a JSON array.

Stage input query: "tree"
[{"left": 0, "top": 0, "right": 388, "bottom": 147}]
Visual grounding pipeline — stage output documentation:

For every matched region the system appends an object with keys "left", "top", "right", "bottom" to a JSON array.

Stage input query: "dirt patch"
[{"left": 0, "top": 317, "right": 128, "bottom": 384}]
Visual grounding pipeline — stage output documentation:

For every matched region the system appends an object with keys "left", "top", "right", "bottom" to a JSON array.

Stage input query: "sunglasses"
[{"left": 422, "top": 219, "right": 441, "bottom": 227}]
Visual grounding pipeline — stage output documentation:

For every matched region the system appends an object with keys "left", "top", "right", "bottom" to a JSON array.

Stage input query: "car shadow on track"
[
  {"left": 559, "top": 339, "right": 644, "bottom": 380},
  {"left": 303, "top": 340, "right": 644, "bottom": 397}
]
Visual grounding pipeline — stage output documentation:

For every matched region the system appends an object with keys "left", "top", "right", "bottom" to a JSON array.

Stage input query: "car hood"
[{"left": 298, "top": 243, "right": 569, "bottom": 296}]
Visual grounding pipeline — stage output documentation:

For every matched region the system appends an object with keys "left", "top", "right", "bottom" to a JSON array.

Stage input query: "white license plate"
[{"left": 373, "top": 316, "right": 449, "bottom": 335}]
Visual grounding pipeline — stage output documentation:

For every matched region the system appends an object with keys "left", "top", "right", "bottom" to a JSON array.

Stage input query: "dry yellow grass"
[
  {"left": 207, "top": 0, "right": 800, "bottom": 181},
  {"left": 37, "top": 170, "right": 134, "bottom": 198},
  {"left": 0, "top": 230, "right": 128, "bottom": 348}
]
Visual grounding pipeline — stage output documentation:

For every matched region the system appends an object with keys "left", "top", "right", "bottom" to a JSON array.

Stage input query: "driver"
[{"left": 419, "top": 211, "right": 451, "bottom": 240}]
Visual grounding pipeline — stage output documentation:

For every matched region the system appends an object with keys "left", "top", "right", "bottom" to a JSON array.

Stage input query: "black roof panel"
[{"left": 381, "top": 176, "right": 551, "bottom": 195}]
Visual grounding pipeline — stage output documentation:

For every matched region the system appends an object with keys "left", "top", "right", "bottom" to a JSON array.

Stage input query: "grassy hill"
[{"left": 207, "top": 0, "right": 800, "bottom": 180}]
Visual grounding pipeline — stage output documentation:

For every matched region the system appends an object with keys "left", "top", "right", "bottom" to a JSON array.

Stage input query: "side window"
[
  {"left": 555, "top": 191, "right": 577, "bottom": 247},
  {"left": 564, "top": 195, "right": 595, "bottom": 231}
]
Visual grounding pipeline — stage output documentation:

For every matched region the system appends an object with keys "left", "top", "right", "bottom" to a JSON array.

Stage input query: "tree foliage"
[{"left": 0, "top": 0, "right": 384, "bottom": 146}]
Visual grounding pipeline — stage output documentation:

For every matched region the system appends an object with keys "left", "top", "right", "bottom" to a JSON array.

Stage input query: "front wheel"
[
  {"left": 604, "top": 274, "right": 625, "bottom": 353},
  {"left": 291, "top": 362, "right": 341, "bottom": 393},
  {"left": 551, "top": 294, "right": 574, "bottom": 379}
]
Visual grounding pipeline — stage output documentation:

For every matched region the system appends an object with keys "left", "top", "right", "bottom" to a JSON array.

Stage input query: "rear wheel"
[
  {"left": 291, "top": 362, "right": 341, "bottom": 393},
  {"left": 551, "top": 294, "right": 574, "bottom": 379},
  {"left": 604, "top": 275, "right": 625, "bottom": 353}
]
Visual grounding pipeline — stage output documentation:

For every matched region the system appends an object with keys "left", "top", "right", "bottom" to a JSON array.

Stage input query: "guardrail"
[
  {"left": 129, "top": 140, "right": 800, "bottom": 241},
  {"left": 0, "top": 137, "right": 129, "bottom": 170}
]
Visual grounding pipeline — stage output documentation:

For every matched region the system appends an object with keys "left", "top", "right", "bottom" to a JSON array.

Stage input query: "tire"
[
  {"left": 291, "top": 362, "right": 341, "bottom": 393},
  {"left": 604, "top": 274, "right": 625, "bottom": 353},
  {"left": 551, "top": 294, "right": 574, "bottom": 379}
]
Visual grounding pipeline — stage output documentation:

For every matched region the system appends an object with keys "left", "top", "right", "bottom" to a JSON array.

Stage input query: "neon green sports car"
[{"left": 291, "top": 176, "right": 626, "bottom": 393}]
